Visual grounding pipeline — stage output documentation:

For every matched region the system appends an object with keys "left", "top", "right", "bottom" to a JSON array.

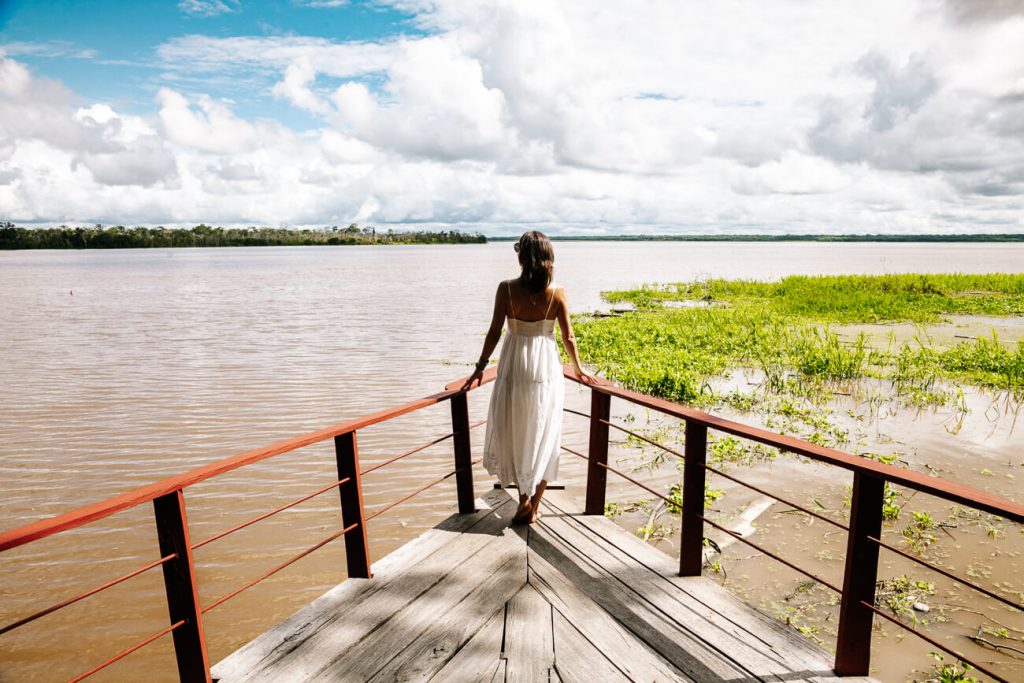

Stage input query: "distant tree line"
[
  {"left": 0, "top": 222, "right": 487, "bottom": 250},
  {"left": 488, "top": 233, "right": 1024, "bottom": 242}
]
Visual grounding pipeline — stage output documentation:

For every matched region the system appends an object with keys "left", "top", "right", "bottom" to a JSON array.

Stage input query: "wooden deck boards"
[{"left": 213, "top": 488, "right": 876, "bottom": 683}]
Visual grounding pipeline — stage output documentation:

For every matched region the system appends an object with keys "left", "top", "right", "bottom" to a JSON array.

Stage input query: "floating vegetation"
[
  {"left": 921, "top": 653, "right": 980, "bottom": 683},
  {"left": 575, "top": 273, "right": 1024, "bottom": 405},
  {"left": 577, "top": 274, "right": 1023, "bottom": 680},
  {"left": 876, "top": 575, "right": 936, "bottom": 621}
]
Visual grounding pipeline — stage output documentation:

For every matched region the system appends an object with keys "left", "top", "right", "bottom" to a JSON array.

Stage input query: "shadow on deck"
[{"left": 212, "top": 488, "right": 875, "bottom": 683}]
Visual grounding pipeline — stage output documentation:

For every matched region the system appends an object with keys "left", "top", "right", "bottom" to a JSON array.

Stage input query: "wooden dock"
[{"left": 212, "top": 488, "right": 875, "bottom": 683}]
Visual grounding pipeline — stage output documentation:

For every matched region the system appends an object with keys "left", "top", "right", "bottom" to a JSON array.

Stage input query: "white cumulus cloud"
[{"left": 1, "top": 0, "right": 1022, "bottom": 233}]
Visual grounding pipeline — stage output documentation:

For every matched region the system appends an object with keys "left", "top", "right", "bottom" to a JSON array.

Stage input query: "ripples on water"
[{"left": 2, "top": 242, "right": 1023, "bottom": 681}]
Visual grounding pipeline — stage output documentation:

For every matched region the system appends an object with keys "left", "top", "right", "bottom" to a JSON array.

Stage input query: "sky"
[{"left": 0, "top": 0, "right": 1022, "bottom": 235}]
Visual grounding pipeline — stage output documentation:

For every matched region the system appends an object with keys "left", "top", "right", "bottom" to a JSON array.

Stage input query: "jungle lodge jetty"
[{"left": 0, "top": 369, "right": 1020, "bottom": 682}]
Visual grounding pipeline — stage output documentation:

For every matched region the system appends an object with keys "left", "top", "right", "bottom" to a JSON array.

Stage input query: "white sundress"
[{"left": 483, "top": 282, "right": 565, "bottom": 497}]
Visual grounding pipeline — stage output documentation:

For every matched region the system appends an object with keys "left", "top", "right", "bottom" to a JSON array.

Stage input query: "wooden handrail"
[
  {"left": 561, "top": 367, "right": 1023, "bottom": 522},
  {"left": 1, "top": 362, "right": 1017, "bottom": 682},
  {"left": 0, "top": 366, "right": 499, "bottom": 554}
]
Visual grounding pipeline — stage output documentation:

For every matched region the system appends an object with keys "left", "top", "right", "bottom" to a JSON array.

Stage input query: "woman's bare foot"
[
  {"left": 512, "top": 499, "right": 532, "bottom": 524},
  {"left": 528, "top": 505, "right": 543, "bottom": 524}
]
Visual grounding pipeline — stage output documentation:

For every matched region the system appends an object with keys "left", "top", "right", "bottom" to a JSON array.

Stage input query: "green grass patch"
[
  {"left": 574, "top": 273, "right": 1024, "bottom": 405},
  {"left": 603, "top": 273, "right": 1024, "bottom": 322}
]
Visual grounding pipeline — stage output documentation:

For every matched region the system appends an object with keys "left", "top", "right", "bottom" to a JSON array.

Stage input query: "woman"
[{"left": 462, "top": 231, "right": 595, "bottom": 524}]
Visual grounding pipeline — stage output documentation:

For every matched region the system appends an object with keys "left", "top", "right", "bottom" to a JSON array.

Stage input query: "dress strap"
[
  {"left": 506, "top": 281, "right": 515, "bottom": 319},
  {"left": 544, "top": 282, "right": 557, "bottom": 319}
]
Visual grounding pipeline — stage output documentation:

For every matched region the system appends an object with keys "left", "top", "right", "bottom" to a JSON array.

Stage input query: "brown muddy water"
[{"left": 1, "top": 242, "right": 1022, "bottom": 682}]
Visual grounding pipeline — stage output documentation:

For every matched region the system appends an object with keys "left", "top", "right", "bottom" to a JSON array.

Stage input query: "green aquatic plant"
[
  {"left": 902, "top": 511, "right": 938, "bottom": 554},
  {"left": 923, "top": 653, "right": 979, "bottom": 683},
  {"left": 574, "top": 273, "right": 1024, "bottom": 412},
  {"left": 666, "top": 481, "right": 725, "bottom": 514},
  {"left": 790, "top": 327, "right": 868, "bottom": 380},
  {"left": 604, "top": 273, "right": 1024, "bottom": 322}
]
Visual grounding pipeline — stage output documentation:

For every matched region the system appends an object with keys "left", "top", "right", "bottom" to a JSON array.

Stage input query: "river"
[{"left": 1, "top": 241, "right": 1022, "bottom": 682}]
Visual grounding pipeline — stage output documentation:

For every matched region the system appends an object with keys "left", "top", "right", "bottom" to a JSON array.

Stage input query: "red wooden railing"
[
  {"left": 1, "top": 366, "right": 1020, "bottom": 681},
  {"left": 559, "top": 369, "right": 1023, "bottom": 682},
  {"left": 0, "top": 368, "right": 497, "bottom": 683}
]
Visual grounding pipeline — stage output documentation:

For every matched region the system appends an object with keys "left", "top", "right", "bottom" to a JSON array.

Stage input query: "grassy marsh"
[
  {"left": 575, "top": 273, "right": 1024, "bottom": 404},
  {"left": 571, "top": 273, "right": 1024, "bottom": 682}
]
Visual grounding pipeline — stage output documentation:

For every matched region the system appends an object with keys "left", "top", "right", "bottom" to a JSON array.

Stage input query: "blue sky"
[
  {"left": 0, "top": 1, "right": 1022, "bottom": 233},
  {"left": 0, "top": 0, "right": 423, "bottom": 126}
]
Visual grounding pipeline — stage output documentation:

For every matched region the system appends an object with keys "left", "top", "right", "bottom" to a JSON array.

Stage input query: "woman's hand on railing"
[
  {"left": 460, "top": 369, "right": 484, "bottom": 391},
  {"left": 574, "top": 365, "right": 598, "bottom": 385}
]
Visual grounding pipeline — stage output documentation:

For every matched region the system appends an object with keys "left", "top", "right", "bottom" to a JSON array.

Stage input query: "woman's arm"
[
  {"left": 461, "top": 282, "right": 507, "bottom": 390},
  {"left": 554, "top": 287, "right": 596, "bottom": 383}
]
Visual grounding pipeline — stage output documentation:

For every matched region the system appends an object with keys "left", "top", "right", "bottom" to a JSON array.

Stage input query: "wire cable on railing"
[
  {"left": 365, "top": 458, "right": 483, "bottom": 523},
  {"left": 202, "top": 523, "right": 358, "bottom": 614},
  {"left": 562, "top": 408, "right": 689, "bottom": 461},
  {"left": 559, "top": 445, "right": 676, "bottom": 508},
  {"left": 192, "top": 477, "right": 351, "bottom": 550},
  {"left": 697, "top": 515, "right": 842, "bottom": 594},
  {"left": 560, "top": 444, "right": 841, "bottom": 594},
  {"left": 600, "top": 418, "right": 687, "bottom": 460},
  {"left": 67, "top": 619, "right": 186, "bottom": 683},
  {"left": 860, "top": 600, "right": 1008, "bottom": 683},
  {"left": 586, "top": 412, "right": 846, "bottom": 532},
  {"left": 702, "top": 463, "right": 849, "bottom": 531},
  {"left": 359, "top": 420, "right": 485, "bottom": 477},
  {"left": 360, "top": 433, "right": 454, "bottom": 476},
  {"left": 867, "top": 534, "right": 1022, "bottom": 612},
  {"left": 0, "top": 553, "right": 178, "bottom": 637}
]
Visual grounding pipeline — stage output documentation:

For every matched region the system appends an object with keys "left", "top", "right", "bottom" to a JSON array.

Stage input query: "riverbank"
[
  {"left": 572, "top": 273, "right": 1024, "bottom": 682},
  {"left": 0, "top": 223, "right": 487, "bottom": 249}
]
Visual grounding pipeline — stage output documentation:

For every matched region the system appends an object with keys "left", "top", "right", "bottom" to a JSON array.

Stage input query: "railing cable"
[
  {"left": 359, "top": 420, "right": 485, "bottom": 477},
  {"left": 202, "top": 523, "right": 358, "bottom": 614},
  {"left": 192, "top": 477, "right": 351, "bottom": 550},
  {"left": 561, "top": 444, "right": 841, "bottom": 594},
  {"left": 365, "top": 458, "right": 482, "bottom": 523},
  {"left": 867, "top": 534, "right": 1022, "bottom": 612},
  {"left": 0, "top": 553, "right": 177, "bottom": 636},
  {"left": 67, "top": 619, "right": 186, "bottom": 683},
  {"left": 703, "top": 463, "right": 849, "bottom": 531},
  {"left": 697, "top": 515, "right": 842, "bottom": 594},
  {"left": 860, "top": 600, "right": 1007, "bottom": 683},
  {"left": 560, "top": 445, "right": 676, "bottom": 508}
]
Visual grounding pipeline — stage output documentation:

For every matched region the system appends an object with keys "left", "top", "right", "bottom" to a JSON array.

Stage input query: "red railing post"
[
  {"left": 679, "top": 420, "right": 707, "bottom": 576},
  {"left": 835, "top": 472, "right": 885, "bottom": 675},
  {"left": 449, "top": 393, "right": 476, "bottom": 514},
  {"left": 584, "top": 388, "right": 612, "bottom": 515},
  {"left": 152, "top": 490, "right": 211, "bottom": 683},
  {"left": 335, "top": 431, "right": 372, "bottom": 579}
]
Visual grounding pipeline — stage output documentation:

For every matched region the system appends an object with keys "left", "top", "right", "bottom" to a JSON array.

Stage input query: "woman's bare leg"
[
  {"left": 513, "top": 492, "right": 532, "bottom": 523},
  {"left": 529, "top": 480, "right": 548, "bottom": 523}
]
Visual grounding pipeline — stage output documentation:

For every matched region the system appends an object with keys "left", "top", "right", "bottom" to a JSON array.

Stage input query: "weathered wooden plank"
[
  {"left": 213, "top": 490, "right": 516, "bottom": 682},
  {"left": 295, "top": 515, "right": 521, "bottom": 682},
  {"left": 543, "top": 490, "right": 840, "bottom": 674},
  {"left": 529, "top": 564, "right": 689, "bottom": 682},
  {"left": 529, "top": 510, "right": 749, "bottom": 681},
  {"left": 538, "top": 495, "right": 795, "bottom": 679},
  {"left": 359, "top": 534, "right": 526, "bottom": 682},
  {"left": 551, "top": 610, "right": 630, "bottom": 683},
  {"left": 489, "top": 660, "right": 505, "bottom": 683},
  {"left": 503, "top": 584, "right": 555, "bottom": 683},
  {"left": 527, "top": 549, "right": 691, "bottom": 681},
  {"left": 428, "top": 606, "right": 505, "bottom": 683}
]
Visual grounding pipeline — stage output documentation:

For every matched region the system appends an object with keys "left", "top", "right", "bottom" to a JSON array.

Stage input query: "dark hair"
[{"left": 516, "top": 230, "right": 554, "bottom": 293}]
